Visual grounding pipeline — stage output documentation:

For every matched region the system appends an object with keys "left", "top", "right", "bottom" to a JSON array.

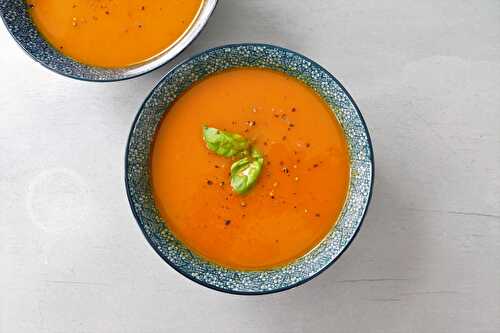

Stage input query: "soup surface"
[
  {"left": 151, "top": 68, "right": 350, "bottom": 270},
  {"left": 27, "top": 0, "right": 203, "bottom": 68}
]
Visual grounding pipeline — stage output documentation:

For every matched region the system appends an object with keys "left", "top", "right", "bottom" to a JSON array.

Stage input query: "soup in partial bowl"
[
  {"left": 0, "top": 0, "right": 217, "bottom": 81},
  {"left": 126, "top": 44, "right": 374, "bottom": 294}
]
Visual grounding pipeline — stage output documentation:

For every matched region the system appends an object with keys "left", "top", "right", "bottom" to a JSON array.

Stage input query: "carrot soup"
[
  {"left": 151, "top": 68, "right": 350, "bottom": 270},
  {"left": 27, "top": 0, "right": 203, "bottom": 67}
]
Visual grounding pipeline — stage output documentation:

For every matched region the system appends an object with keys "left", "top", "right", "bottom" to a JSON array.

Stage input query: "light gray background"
[{"left": 1, "top": 0, "right": 499, "bottom": 332}]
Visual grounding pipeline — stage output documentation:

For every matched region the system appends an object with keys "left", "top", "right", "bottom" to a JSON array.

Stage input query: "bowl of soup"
[
  {"left": 0, "top": 0, "right": 217, "bottom": 81},
  {"left": 126, "top": 44, "right": 374, "bottom": 294}
]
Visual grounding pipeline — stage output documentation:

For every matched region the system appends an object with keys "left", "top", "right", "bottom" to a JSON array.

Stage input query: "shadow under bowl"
[
  {"left": 125, "top": 43, "right": 374, "bottom": 295},
  {"left": 0, "top": 0, "right": 218, "bottom": 82}
]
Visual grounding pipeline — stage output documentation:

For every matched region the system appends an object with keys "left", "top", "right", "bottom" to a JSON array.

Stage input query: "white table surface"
[{"left": 1, "top": 1, "right": 499, "bottom": 332}]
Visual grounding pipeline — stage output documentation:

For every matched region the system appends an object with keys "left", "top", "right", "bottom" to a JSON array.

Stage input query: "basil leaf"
[
  {"left": 203, "top": 126, "right": 250, "bottom": 158},
  {"left": 230, "top": 148, "right": 264, "bottom": 194}
]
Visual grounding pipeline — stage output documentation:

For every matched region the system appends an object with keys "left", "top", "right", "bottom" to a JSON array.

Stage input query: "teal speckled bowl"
[
  {"left": 125, "top": 44, "right": 374, "bottom": 294},
  {"left": 0, "top": 0, "right": 217, "bottom": 81}
]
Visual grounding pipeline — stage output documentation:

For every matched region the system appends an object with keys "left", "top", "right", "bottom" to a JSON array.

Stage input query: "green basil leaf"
[
  {"left": 203, "top": 126, "right": 250, "bottom": 158},
  {"left": 230, "top": 148, "right": 264, "bottom": 194}
]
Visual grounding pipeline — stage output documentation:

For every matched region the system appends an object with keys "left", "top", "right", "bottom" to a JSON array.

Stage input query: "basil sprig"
[
  {"left": 203, "top": 126, "right": 264, "bottom": 194},
  {"left": 230, "top": 148, "right": 264, "bottom": 194},
  {"left": 202, "top": 126, "right": 250, "bottom": 158}
]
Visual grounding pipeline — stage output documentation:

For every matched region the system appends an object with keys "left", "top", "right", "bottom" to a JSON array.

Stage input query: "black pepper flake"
[
  {"left": 105, "top": 10, "right": 110, "bottom": 15},
  {"left": 141, "top": 5, "right": 145, "bottom": 10},
  {"left": 207, "top": 180, "right": 213, "bottom": 185},
  {"left": 289, "top": 123, "right": 295, "bottom": 128},
  {"left": 306, "top": 143, "right": 311, "bottom": 148},
  {"left": 224, "top": 220, "right": 231, "bottom": 226},
  {"left": 315, "top": 213, "right": 321, "bottom": 217},
  {"left": 282, "top": 167, "right": 289, "bottom": 174},
  {"left": 313, "top": 164, "right": 319, "bottom": 168},
  {"left": 214, "top": 165, "right": 219, "bottom": 168},
  {"left": 291, "top": 107, "right": 296, "bottom": 112}
]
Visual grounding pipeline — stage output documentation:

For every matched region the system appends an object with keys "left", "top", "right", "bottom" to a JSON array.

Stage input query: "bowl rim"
[
  {"left": 0, "top": 0, "right": 219, "bottom": 82},
  {"left": 125, "top": 43, "right": 375, "bottom": 295}
]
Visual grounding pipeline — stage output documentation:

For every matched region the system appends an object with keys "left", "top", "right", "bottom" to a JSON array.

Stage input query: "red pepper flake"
[
  {"left": 315, "top": 213, "right": 321, "bottom": 217},
  {"left": 289, "top": 123, "right": 295, "bottom": 128},
  {"left": 306, "top": 143, "right": 311, "bottom": 148},
  {"left": 141, "top": 5, "right": 145, "bottom": 10},
  {"left": 291, "top": 107, "right": 296, "bottom": 112},
  {"left": 105, "top": 10, "right": 110, "bottom": 15},
  {"left": 214, "top": 165, "right": 219, "bottom": 169},
  {"left": 207, "top": 180, "right": 213, "bottom": 185},
  {"left": 224, "top": 220, "right": 231, "bottom": 226},
  {"left": 313, "top": 164, "right": 319, "bottom": 168},
  {"left": 282, "top": 136, "right": 287, "bottom": 141}
]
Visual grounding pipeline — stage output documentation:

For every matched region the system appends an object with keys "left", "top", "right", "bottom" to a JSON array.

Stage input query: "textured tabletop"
[{"left": 1, "top": 1, "right": 499, "bottom": 332}]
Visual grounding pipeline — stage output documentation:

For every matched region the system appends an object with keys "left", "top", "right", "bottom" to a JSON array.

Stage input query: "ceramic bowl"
[
  {"left": 0, "top": 0, "right": 218, "bottom": 81},
  {"left": 125, "top": 44, "right": 374, "bottom": 294}
]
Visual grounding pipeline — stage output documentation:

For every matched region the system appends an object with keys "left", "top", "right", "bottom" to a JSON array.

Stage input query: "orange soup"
[
  {"left": 27, "top": 0, "right": 203, "bottom": 68},
  {"left": 151, "top": 68, "right": 350, "bottom": 270}
]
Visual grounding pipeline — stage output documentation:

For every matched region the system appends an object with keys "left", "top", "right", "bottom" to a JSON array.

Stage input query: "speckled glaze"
[
  {"left": 0, "top": 0, "right": 217, "bottom": 81},
  {"left": 126, "top": 44, "right": 374, "bottom": 294}
]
